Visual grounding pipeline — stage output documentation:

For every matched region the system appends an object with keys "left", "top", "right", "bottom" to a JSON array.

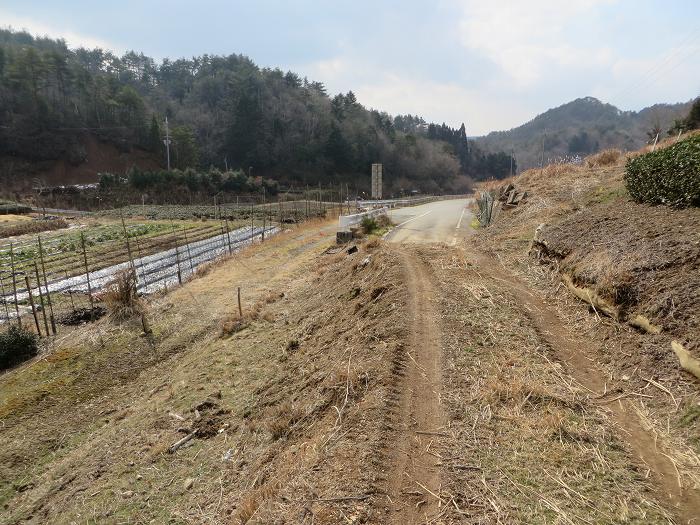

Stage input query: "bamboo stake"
[{"left": 24, "top": 275, "right": 41, "bottom": 336}]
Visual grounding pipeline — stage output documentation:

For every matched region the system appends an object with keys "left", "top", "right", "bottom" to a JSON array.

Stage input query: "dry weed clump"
[
  {"left": 585, "top": 148, "right": 623, "bottom": 168},
  {"left": 103, "top": 269, "right": 143, "bottom": 321},
  {"left": 235, "top": 483, "right": 279, "bottom": 524},
  {"left": 264, "top": 400, "right": 304, "bottom": 440},
  {"left": 365, "top": 237, "right": 380, "bottom": 249},
  {"left": 220, "top": 294, "right": 280, "bottom": 336}
]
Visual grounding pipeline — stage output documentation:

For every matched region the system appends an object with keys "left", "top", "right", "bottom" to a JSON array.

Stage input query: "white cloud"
[
  {"left": 299, "top": 57, "right": 531, "bottom": 134},
  {"left": 456, "top": 0, "right": 615, "bottom": 88},
  {"left": 0, "top": 10, "right": 121, "bottom": 51}
]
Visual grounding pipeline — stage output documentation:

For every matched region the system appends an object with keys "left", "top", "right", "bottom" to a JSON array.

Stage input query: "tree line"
[{"left": 0, "top": 28, "right": 514, "bottom": 198}]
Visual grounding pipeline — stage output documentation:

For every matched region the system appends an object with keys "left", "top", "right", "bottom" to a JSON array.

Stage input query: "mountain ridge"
[{"left": 476, "top": 96, "right": 694, "bottom": 171}]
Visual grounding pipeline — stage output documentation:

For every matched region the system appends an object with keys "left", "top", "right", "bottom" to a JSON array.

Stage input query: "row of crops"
[{"left": 104, "top": 199, "right": 342, "bottom": 221}]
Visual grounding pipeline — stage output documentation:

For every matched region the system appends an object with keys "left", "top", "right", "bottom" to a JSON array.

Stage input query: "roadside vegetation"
[
  {"left": 472, "top": 132, "right": 700, "bottom": 519},
  {"left": 0, "top": 325, "right": 38, "bottom": 371},
  {"left": 625, "top": 133, "right": 700, "bottom": 207}
]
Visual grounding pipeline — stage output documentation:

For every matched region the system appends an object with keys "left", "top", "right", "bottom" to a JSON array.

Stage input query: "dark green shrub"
[
  {"left": 624, "top": 135, "right": 700, "bottom": 208},
  {"left": 0, "top": 325, "right": 39, "bottom": 370},
  {"left": 360, "top": 216, "right": 379, "bottom": 234}
]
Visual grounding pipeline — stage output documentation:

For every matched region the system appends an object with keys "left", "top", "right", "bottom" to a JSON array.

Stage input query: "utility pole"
[
  {"left": 510, "top": 149, "right": 514, "bottom": 177},
  {"left": 164, "top": 116, "right": 172, "bottom": 171}
]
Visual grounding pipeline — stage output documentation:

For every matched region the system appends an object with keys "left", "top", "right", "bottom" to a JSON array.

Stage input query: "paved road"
[{"left": 384, "top": 198, "right": 473, "bottom": 245}]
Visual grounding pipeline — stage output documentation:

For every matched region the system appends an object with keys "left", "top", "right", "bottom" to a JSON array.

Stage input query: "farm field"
[
  {"left": 0, "top": 215, "right": 251, "bottom": 329},
  {"left": 105, "top": 199, "right": 346, "bottom": 222}
]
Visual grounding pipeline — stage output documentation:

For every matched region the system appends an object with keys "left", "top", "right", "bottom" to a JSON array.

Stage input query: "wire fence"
[
  {"left": 0, "top": 195, "right": 370, "bottom": 336},
  {"left": 0, "top": 219, "right": 278, "bottom": 336}
]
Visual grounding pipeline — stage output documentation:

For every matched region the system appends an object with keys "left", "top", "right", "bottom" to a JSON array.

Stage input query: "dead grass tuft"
[
  {"left": 220, "top": 296, "right": 276, "bottom": 336},
  {"left": 103, "top": 269, "right": 143, "bottom": 322},
  {"left": 234, "top": 483, "right": 278, "bottom": 524},
  {"left": 365, "top": 237, "right": 380, "bottom": 249},
  {"left": 264, "top": 400, "right": 304, "bottom": 440},
  {"left": 585, "top": 148, "right": 623, "bottom": 168}
]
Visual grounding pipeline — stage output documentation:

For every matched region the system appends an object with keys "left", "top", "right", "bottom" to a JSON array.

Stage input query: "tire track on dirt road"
[
  {"left": 386, "top": 249, "right": 445, "bottom": 524},
  {"left": 471, "top": 250, "right": 700, "bottom": 523}
]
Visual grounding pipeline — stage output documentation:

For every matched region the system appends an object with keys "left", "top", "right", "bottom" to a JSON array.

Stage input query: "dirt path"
[
  {"left": 386, "top": 249, "right": 445, "bottom": 523},
  {"left": 470, "top": 250, "right": 700, "bottom": 523}
]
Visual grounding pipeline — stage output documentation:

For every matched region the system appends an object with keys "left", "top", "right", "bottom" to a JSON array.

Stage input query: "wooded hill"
[
  {"left": 0, "top": 28, "right": 513, "bottom": 197},
  {"left": 476, "top": 96, "right": 695, "bottom": 171}
]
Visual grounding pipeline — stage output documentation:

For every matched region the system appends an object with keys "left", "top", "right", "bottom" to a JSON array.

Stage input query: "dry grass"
[
  {"left": 103, "top": 269, "right": 143, "bottom": 321},
  {"left": 0, "top": 214, "right": 32, "bottom": 224},
  {"left": 585, "top": 148, "right": 623, "bottom": 168},
  {"left": 427, "top": 247, "right": 673, "bottom": 522},
  {"left": 220, "top": 291, "right": 283, "bottom": 336},
  {"left": 264, "top": 400, "right": 305, "bottom": 440},
  {"left": 235, "top": 483, "right": 279, "bottom": 524},
  {"left": 0, "top": 218, "right": 68, "bottom": 238}
]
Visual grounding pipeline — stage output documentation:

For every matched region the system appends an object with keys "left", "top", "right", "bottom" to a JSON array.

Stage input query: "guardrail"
[
  {"left": 338, "top": 207, "right": 389, "bottom": 231},
  {"left": 356, "top": 194, "right": 469, "bottom": 209}
]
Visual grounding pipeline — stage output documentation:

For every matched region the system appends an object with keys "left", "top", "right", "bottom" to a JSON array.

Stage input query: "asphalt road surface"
[{"left": 385, "top": 198, "right": 473, "bottom": 245}]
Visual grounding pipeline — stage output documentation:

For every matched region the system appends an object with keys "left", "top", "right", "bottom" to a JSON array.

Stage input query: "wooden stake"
[
  {"left": 80, "top": 232, "right": 95, "bottom": 316},
  {"left": 237, "top": 287, "right": 242, "bottom": 318},
  {"left": 171, "top": 222, "right": 183, "bottom": 284},
  {"left": 65, "top": 269, "right": 76, "bottom": 311},
  {"left": 37, "top": 236, "right": 56, "bottom": 334},
  {"left": 34, "top": 263, "right": 50, "bottom": 336},
  {"left": 25, "top": 275, "right": 41, "bottom": 336},
  {"left": 120, "top": 213, "right": 137, "bottom": 275},
  {"left": 9, "top": 242, "right": 21, "bottom": 327},
  {"left": 262, "top": 210, "right": 266, "bottom": 241},
  {"left": 224, "top": 219, "right": 233, "bottom": 254},
  {"left": 0, "top": 272, "right": 11, "bottom": 322},
  {"left": 182, "top": 226, "right": 194, "bottom": 274}
]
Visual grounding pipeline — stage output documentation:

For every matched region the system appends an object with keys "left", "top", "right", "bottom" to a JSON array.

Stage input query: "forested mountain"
[
  {"left": 476, "top": 96, "right": 694, "bottom": 171},
  {"left": 0, "top": 28, "right": 512, "bottom": 197}
]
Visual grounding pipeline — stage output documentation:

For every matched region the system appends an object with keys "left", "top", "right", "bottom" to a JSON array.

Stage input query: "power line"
[{"left": 608, "top": 27, "right": 700, "bottom": 104}]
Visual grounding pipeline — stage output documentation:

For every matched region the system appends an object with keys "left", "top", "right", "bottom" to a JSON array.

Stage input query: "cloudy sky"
[{"left": 2, "top": 1, "right": 699, "bottom": 134}]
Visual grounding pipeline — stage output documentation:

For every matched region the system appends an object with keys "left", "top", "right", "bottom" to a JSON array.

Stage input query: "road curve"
[{"left": 384, "top": 198, "right": 473, "bottom": 245}]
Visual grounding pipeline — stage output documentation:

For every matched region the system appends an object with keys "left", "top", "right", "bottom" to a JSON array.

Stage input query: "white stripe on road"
[
  {"left": 455, "top": 207, "right": 466, "bottom": 230},
  {"left": 383, "top": 210, "right": 433, "bottom": 240},
  {"left": 395, "top": 209, "right": 433, "bottom": 228}
]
